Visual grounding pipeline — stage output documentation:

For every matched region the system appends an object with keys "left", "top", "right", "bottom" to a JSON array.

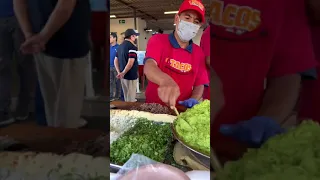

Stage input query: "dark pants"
[
  {"left": 110, "top": 67, "right": 121, "bottom": 99},
  {"left": 35, "top": 82, "right": 47, "bottom": 126},
  {"left": 121, "top": 89, "right": 124, "bottom": 101},
  {"left": 0, "top": 16, "right": 35, "bottom": 112}
]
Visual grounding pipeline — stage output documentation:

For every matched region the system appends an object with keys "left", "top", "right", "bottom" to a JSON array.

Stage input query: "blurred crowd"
[{"left": 0, "top": 0, "right": 107, "bottom": 128}]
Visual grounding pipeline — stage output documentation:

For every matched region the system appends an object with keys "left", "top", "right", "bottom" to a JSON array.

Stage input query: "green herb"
[{"left": 110, "top": 118, "right": 172, "bottom": 164}]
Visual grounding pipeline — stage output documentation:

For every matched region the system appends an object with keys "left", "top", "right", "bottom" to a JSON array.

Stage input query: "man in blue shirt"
[
  {"left": 110, "top": 32, "right": 121, "bottom": 101},
  {"left": 0, "top": 0, "right": 35, "bottom": 126}
]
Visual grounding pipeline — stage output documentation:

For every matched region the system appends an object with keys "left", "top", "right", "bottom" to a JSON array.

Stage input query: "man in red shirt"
[
  {"left": 200, "top": 26, "right": 210, "bottom": 100},
  {"left": 200, "top": 26, "right": 225, "bottom": 119},
  {"left": 210, "top": 0, "right": 317, "bottom": 158},
  {"left": 298, "top": 0, "right": 320, "bottom": 123},
  {"left": 144, "top": 0, "right": 208, "bottom": 108}
]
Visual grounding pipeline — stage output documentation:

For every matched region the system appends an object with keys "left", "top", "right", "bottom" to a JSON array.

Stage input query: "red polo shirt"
[
  {"left": 298, "top": 26, "right": 320, "bottom": 122},
  {"left": 144, "top": 33, "right": 209, "bottom": 105},
  {"left": 200, "top": 26, "right": 210, "bottom": 100},
  {"left": 91, "top": 12, "right": 106, "bottom": 47},
  {"left": 210, "top": 0, "right": 317, "bottom": 158}
]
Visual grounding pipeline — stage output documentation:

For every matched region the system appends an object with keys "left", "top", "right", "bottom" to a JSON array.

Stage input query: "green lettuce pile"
[
  {"left": 217, "top": 121, "right": 320, "bottom": 180},
  {"left": 174, "top": 100, "right": 210, "bottom": 155}
]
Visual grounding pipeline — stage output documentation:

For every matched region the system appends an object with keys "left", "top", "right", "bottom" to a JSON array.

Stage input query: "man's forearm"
[
  {"left": 191, "top": 85, "right": 204, "bottom": 100},
  {"left": 114, "top": 58, "right": 120, "bottom": 73},
  {"left": 13, "top": 0, "right": 33, "bottom": 38},
  {"left": 40, "top": 0, "right": 76, "bottom": 40},
  {"left": 257, "top": 74, "right": 301, "bottom": 124},
  {"left": 122, "top": 65, "right": 133, "bottom": 74},
  {"left": 122, "top": 60, "right": 134, "bottom": 74},
  {"left": 144, "top": 59, "right": 173, "bottom": 85}
]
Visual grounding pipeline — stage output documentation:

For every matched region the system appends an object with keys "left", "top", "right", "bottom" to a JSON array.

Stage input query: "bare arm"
[
  {"left": 144, "top": 59, "right": 174, "bottom": 85},
  {"left": 191, "top": 85, "right": 204, "bottom": 101},
  {"left": 122, "top": 59, "right": 134, "bottom": 74},
  {"left": 114, "top": 57, "right": 120, "bottom": 74},
  {"left": 40, "top": 0, "right": 77, "bottom": 41},
  {"left": 257, "top": 74, "right": 301, "bottom": 124},
  {"left": 13, "top": 0, "right": 33, "bottom": 38}
]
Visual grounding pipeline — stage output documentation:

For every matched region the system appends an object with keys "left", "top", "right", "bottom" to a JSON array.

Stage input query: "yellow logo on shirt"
[
  {"left": 165, "top": 58, "right": 192, "bottom": 73},
  {"left": 209, "top": 0, "right": 261, "bottom": 33},
  {"left": 189, "top": 0, "right": 204, "bottom": 11}
]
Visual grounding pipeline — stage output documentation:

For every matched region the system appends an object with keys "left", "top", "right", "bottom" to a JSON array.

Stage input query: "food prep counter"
[{"left": 110, "top": 100, "right": 210, "bottom": 174}]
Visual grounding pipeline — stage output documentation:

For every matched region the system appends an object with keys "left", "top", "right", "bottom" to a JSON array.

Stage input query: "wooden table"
[{"left": 0, "top": 124, "right": 104, "bottom": 153}]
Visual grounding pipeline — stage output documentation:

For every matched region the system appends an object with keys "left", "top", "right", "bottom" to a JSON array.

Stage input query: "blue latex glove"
[
  {"left": 178, "top": 98, "right": 199, "bottom": 108},
  {"left": 220, "top": 116, "right": 285, "bottom": 146}
]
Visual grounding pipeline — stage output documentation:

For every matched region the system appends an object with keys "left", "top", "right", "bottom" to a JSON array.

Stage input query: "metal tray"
[
  {"left": 171, "top": 123, "right": 210, "bottom": 159},
  {"left": 189, "top": 149, "right": 210, "bottom": 168}
]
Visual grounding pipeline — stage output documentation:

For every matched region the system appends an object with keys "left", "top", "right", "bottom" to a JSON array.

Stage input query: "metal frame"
[{"left": 110, "top": 0, "right": 212, "bottom": 30}]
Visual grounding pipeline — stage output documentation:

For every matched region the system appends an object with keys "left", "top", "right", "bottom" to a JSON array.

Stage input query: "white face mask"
[{"left": 176, "top": 18, "right": 200, "bottom": 42}]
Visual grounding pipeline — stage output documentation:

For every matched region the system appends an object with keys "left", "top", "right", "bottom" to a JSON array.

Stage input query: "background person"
[
  {"left": 114, "top": 29, "right": 139, "bottom": 102},
  {"left": 14, "top": 0, "right": 90, "bottom": 128},
  {"left": 118, "top": 32, "right": 125, "bottom": 45},
  {"left": 110, "top": 32, "right": 121, "bottom": 101},
  {"left": 119, "top": 32, "right": 125, "bottom": 101},
  {"left": 35, "top": 81, "right": 46, "bottom": 126},
  {"left": 0, "top": 0, "right": 35, "bottom": 126},
  {"left": 143, "top": 0, "right": 208, "bottom": 108}
]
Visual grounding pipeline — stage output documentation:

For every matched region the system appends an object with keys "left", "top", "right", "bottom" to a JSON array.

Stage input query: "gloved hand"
[
  {"left": 178, "top": 98, "right": 199, "bottom": 108},
  {"left": 220, "top": 116, "right": 285, "bottom": 146}
]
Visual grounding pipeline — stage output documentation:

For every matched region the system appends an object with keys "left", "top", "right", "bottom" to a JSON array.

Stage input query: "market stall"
[{"left": 109, "top": 100, "right": 211, "bottom": 179}]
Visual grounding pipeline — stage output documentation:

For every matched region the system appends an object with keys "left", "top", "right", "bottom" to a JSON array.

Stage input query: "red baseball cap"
[{"left": 178, "top": 0, "right": 205, "bottom": 23}]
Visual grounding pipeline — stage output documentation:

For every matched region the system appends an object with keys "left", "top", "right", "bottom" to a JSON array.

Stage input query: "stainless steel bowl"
[{"left": 171, "top": 123, "right": 210, "bottom": 168}]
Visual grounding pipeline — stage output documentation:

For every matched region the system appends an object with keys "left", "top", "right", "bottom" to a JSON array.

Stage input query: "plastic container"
[{"left": 185, "top": 170, "right": 210, "bottom": 180}]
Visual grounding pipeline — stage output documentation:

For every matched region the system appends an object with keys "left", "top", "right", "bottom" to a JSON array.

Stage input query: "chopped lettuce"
[
  {"left": 175, "top": 100, "right": 210, "bottom": 155},
  {"left": 217, "top": 121, "right": 320, "bottom": 180}
]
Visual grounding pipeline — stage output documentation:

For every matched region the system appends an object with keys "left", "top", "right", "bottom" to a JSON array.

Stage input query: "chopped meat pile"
[
  {"left": 130, "top": 103, "right": 173, "bottom": 115},
  {"left": 64, "top": 134, "right": 109, "bottom": 157}
]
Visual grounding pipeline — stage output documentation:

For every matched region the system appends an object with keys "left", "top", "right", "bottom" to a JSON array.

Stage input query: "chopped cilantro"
[{"left": 110, "top": 118, "right": 172, "bottom": 164}]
